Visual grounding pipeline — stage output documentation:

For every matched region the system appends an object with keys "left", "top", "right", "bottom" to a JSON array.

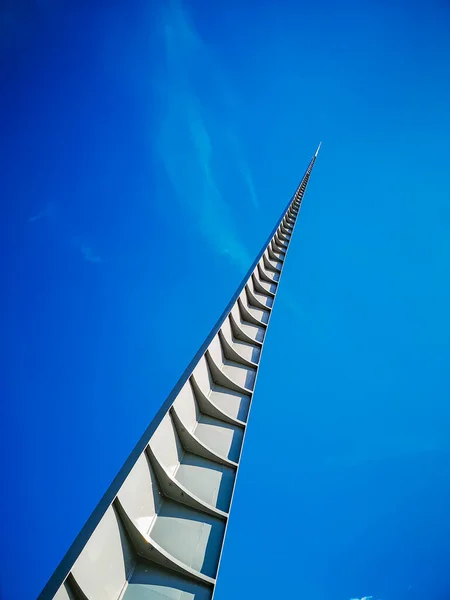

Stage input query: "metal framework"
[{"left": 39, "top": 146, "right": 320, "bottom": 600}]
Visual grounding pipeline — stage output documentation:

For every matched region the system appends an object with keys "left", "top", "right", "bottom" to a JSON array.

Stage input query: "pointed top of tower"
[{"left": 314, "top": 141, "right": 322, "bottom": 157}]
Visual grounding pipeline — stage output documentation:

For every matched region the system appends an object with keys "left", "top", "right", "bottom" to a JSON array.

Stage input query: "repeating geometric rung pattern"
[{"left": 50, "top": 155, "right": 317, "bottom": 600}]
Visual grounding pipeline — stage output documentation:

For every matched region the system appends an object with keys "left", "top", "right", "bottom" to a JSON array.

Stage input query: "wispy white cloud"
[
  {"left": 81, "top": 245, "right": 102, "bottom": 263},
  {"left": 27, "top": 208, "right": 102, "bottom": 264},
  {"left": 226, "top": 130, "right": 259, "bottom": 209},
  {"left": 71, "top": 237, "right": 103, "bottom": 264},
  {"left": 156, "top": 0, "right": 256, "bottom": 270},
  {"left": 28, "top": 202, "right": 53, "bottom": 223}
]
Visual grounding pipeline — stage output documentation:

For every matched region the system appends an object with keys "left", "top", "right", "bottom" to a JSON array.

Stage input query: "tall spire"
[
  {"left": 38, "top": 147, "right": 320, "bottom": 600},
  {"left": 315, "top": 141, "right": 322, "bottom": 157}
]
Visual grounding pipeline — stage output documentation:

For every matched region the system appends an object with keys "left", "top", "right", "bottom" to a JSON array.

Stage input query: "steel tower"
[{"left": 39, "top": 146, "right": 320, "bottom": 600}]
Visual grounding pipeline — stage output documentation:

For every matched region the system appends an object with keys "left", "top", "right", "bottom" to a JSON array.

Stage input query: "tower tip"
[{"left": 314, "top": 142, "right": 322, "bottom": 157}]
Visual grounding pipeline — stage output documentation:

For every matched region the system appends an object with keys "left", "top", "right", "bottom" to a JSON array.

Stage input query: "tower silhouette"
[{"left": 39, "top": 146, "right": 320, "bottom": 600}]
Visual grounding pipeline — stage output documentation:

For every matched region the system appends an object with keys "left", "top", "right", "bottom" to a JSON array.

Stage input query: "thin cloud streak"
[
  {"left": 28, "top": 202, "right": 53, "bottom": 223},
  {"left": 70, "top": 237, "right": 103, "bottom": 264},
  {"left": 81, "top": 245, "right": 102, "bottom": 263},
  {"left": 156, "top": 0, "right": 256, "bottom": 270},
  {"left": 27, "top": 206, "right": 102, "bottom": 264}
]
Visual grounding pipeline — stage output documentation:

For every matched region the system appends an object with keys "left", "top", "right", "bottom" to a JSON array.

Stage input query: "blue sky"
[{"left": 1, "top": 0, "right": 450, "bottom": 599}]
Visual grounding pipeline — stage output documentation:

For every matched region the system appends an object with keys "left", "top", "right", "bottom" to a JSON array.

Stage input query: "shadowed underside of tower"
[{"left": 40, "top": 147, "right": 319, "bottom": 600}]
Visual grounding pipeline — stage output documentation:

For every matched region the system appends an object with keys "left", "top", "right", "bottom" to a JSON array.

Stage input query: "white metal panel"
[
  {"left": 151, "top": 500, "right": 225, "bottom": 578},
  {"left": 172, "top": 380, "right": 201, "bottom": 433},
  {"left": 53, "top": 582, "right": 76, "bottom": 600},
  {"left": 191, "top": 356, "right": 250, "bottom": 422},
  {"left": 247, "top": 277, "right": 273, "bottom": 308},
  {"left": 221, "top": 317, "right": 260, "bottom": 364},
  {"left": 124, "top": 563, "right": 212, "bottom": 600},
  {"left": 195, "top": 415, "right": 243, "bottom": 462},
  {"left": 176, "top": 454, "right": 235, "bottom": 512},
  {"left": 150, "top": 412, "right": 184, "bottom": 476},
  {"left": 230, "top": 304, "right": 265, "bottom": 343},
  {"left": 241, "top": 289, "right": 270, "bottom": 324},
  {"left": 208, "top": 385, "right": 250, "bottom": 423},
  {"left": 117, "top": 452, "right": 161, "bottom": 536},
  {"left": 71, "top": 506, "right": 135, "bottom": 600}
]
